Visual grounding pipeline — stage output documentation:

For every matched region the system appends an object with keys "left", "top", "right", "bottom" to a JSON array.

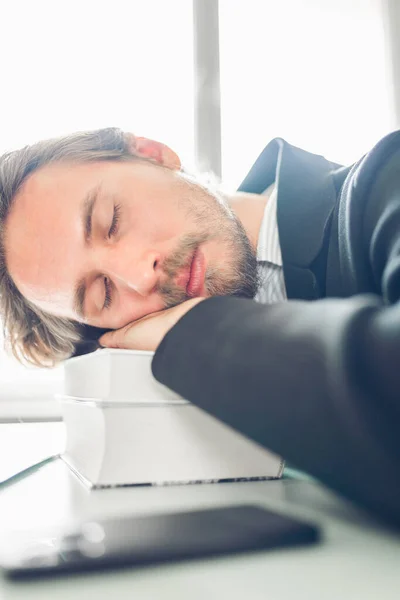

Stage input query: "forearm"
[{"left": 152, "top": 295, "right": 400, "bottom": 526}]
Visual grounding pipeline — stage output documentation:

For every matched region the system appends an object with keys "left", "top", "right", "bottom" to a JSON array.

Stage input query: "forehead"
[
  {"left": 15, "top": 157, "right": 170, "bottom": 201},
  {"left": 17, "top": 160, "right": 111, "bottom": 199},
  {"left": 4, "top": 161, "right": 109, "bottom": 313},
  {"left": 7, "top": 158, "right": 143, "bottom": 241}
]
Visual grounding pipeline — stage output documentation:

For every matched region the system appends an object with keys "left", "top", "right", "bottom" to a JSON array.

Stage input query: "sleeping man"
[{"left": 1, "top": 127, "right": 400, "bottom": 525}]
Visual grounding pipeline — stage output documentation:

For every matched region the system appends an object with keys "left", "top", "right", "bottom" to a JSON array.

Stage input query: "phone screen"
[{"left": 1, "top": 504, "right": 320, "bottom": 579}]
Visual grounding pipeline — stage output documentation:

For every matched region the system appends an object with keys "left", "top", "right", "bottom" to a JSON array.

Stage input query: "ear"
[{"left": 125, "top": 134, "right": 181, "bottom": 170}]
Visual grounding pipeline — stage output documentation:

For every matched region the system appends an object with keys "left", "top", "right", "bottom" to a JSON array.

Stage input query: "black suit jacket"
[
  {"left": 238, "top": 136, "right": 345, "bottom": 300},
  {"left": 152, "top": 131, "right": 400, "bottom": 527}
]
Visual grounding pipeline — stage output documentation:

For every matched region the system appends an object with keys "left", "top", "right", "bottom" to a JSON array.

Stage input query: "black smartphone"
[{"left": 1, "top": 504, "right": 320, "bottom": 579}]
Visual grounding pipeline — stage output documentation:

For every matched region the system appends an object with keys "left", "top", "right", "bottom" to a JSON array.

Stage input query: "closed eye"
[
  {"left": 103, "top": 276, "right": 112, "bottom": 310},
  {"left": 108, "top": 203, "right": 121, "bottom": 238}
]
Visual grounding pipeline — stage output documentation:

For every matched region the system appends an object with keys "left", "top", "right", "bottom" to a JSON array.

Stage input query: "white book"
[{"left": 60, "top": 349, "right": 284, "bottom": 487}]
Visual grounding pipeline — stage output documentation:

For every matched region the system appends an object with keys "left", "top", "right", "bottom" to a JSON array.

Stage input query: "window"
[
  {"left": 0, "top": 0, "right": 397, "bottom": 420},
  {"left": 219, "top": 0, "right": 395, "bottom": 187},
  {"left": 0, "top": 0, "right": 194, "bottom": 159},
  {"left": 0, "top": 0, "right": 194, "bottom": 420}
]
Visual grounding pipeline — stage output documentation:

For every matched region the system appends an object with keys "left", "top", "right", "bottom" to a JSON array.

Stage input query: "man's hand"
[{"left": 98, "top": 298, "right": 206, "bottom": 352}]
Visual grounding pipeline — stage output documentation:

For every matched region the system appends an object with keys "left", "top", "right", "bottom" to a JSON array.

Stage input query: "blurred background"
[{"left": 0, "top": 0, "right": 399, "bottom": 421}]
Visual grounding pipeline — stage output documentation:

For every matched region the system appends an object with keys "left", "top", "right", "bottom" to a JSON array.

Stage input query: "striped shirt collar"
[{"left": 257, "top": 186, "right": 283, "bottom": 267}]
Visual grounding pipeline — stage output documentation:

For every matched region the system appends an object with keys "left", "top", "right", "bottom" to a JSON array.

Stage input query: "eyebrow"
[{"left": 72, "top": 185, "right": 101, "bottom": 319}]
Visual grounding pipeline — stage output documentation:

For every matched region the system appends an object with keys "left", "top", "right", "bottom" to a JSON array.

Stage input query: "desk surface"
[{"left": 0, "top": 423, "right": 399, "bottom": 600}]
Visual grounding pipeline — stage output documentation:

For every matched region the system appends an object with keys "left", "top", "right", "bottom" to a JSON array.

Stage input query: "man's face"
[{"left": 5, "top": 159, "right": 259, "bottom": 330}]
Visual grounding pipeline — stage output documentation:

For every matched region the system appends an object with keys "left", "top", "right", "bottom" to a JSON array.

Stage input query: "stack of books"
[{"left": 59, "top": 349, "right": 284, "bottom": 487}]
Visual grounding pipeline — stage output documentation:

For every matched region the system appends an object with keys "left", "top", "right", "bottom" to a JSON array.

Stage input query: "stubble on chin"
[
  {"left": 156, "top": 180, "right": 260, "bottom": 308},
  {"left": 157, "top": 229, "right": 259, "bottom": 310}
]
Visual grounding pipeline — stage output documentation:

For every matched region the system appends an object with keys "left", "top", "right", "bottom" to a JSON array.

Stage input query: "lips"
[
  {"left": 186, "top": 248, "right": 205, "bottom": 297},
  {"left": 173, "top": 247, "right": 206, "bottom": 297}
]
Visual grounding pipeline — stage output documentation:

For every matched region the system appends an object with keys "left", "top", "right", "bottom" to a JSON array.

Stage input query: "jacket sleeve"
[{"left": 152, "top": 147, "right": 400, "bottom": 528}]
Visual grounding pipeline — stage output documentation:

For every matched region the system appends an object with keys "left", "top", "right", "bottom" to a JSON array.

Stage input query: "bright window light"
[
  {"left": 219, "top": 0, "right": 395, "bottom": 187},
  {"left": 0, "top": 0, "right": 194, "bottom": 158},
  {"left": 0, "top": 0, "right": 194, "bottom": 397},
  {"left": 0, "top": 0, "right": 397, "bottom": 407}
]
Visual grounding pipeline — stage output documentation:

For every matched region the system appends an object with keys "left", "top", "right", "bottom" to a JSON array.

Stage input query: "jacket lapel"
[{"left": 239, "top": 139, "right": 341, "bottom": 300}]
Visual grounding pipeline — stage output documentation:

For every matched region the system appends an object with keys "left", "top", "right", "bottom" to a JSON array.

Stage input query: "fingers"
[
  {"left": 98, "top": 329, "right": 122, "bottom": 348},
  {"left": 98, "top": 321, "right": 155, "bottom": 351},
  {"left": 98, "top": 321, "right": 133, "bottom": 348}
]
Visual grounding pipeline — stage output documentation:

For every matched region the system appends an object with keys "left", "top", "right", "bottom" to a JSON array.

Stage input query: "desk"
[{"left": 0, "top": 423, "right": 399, "bottom": 599}]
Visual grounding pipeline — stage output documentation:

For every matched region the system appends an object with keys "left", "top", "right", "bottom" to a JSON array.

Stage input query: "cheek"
[
  {"left": 135, "top": 201, "right": 190, "bottom": 245},
  {"left": 108, "top": 292, "right": 166, "bottom": 329},
  {"left": 201, "top": 237, "right": 239, "bottom": 274}
]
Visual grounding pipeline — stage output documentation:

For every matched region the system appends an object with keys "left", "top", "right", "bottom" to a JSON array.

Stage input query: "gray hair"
[{"left": 0, "top": 128, "right": 139, "bottom": 367}]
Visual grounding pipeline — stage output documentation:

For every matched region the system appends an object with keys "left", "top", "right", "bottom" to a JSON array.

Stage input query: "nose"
[{"left": 95, "top": 248, "right": 161, "bottom": 297}]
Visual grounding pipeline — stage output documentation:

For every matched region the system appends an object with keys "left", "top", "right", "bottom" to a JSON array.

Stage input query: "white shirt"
[{"left": 254, "top": 187, "right": 287, "bottom": 304}]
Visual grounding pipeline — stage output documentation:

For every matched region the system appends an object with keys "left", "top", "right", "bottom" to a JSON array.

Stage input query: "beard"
[{"left": 156, "top": 190, "right": 260, "bottom": 309}]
